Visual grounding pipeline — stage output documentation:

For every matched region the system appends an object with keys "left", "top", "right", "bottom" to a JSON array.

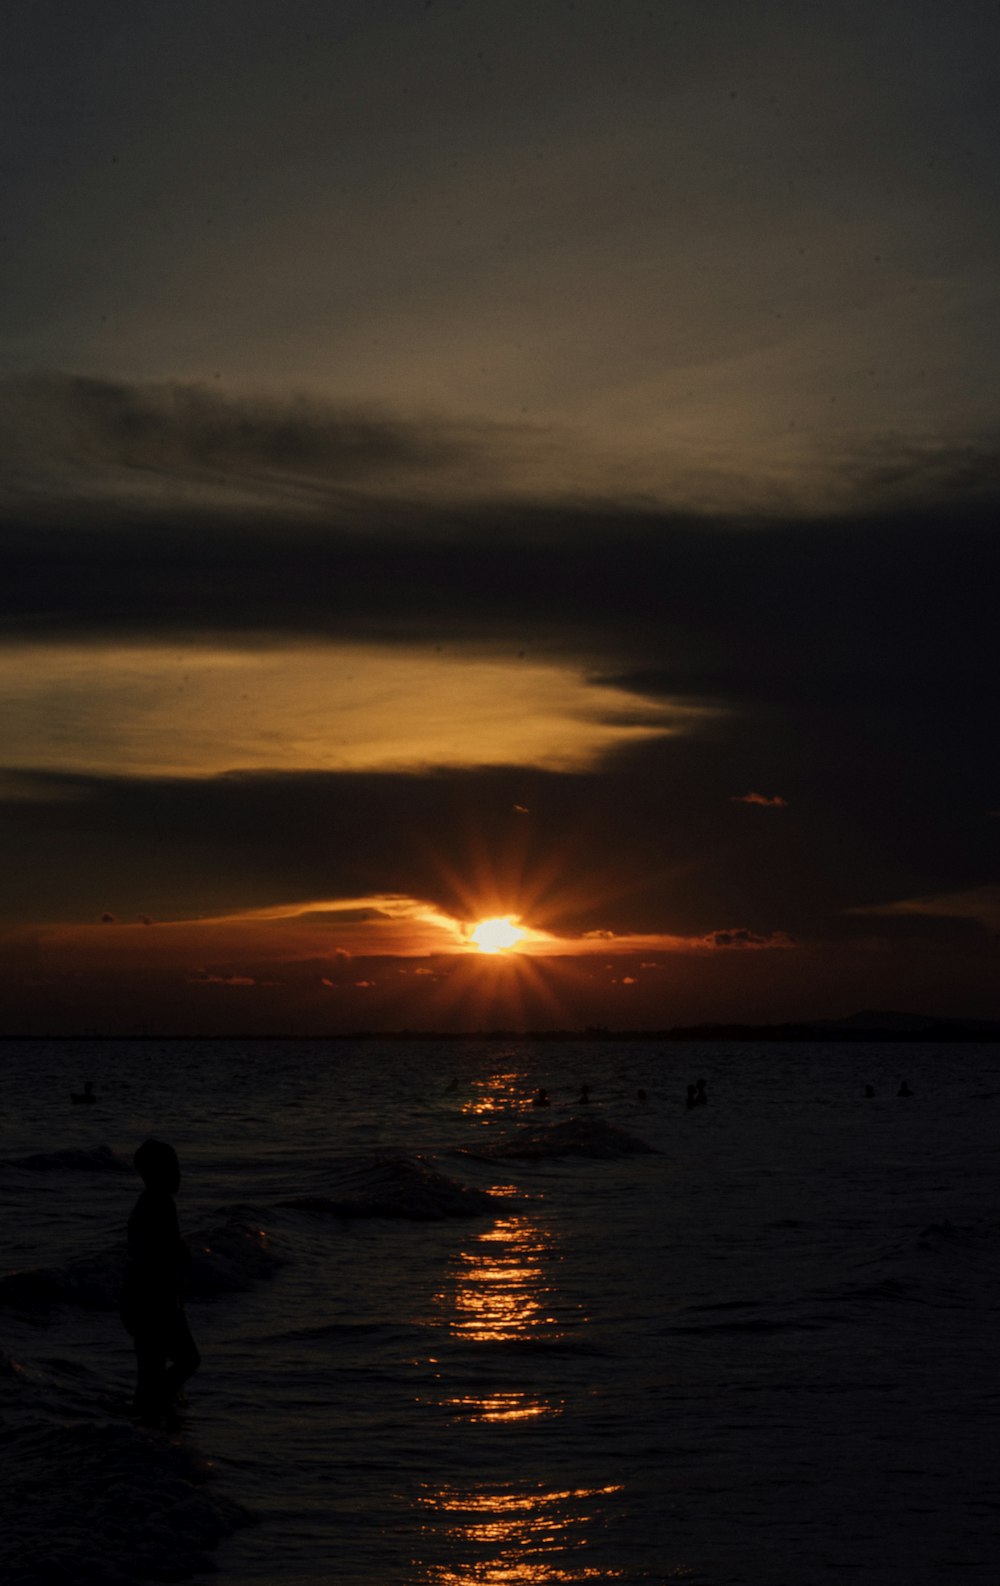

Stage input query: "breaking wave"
[
  {"left": 0, "top": 1213, "right": 281, "bottom": 1314},
  {"left": 281, "top": 1153, "right": 501, "bottom": 1220}
]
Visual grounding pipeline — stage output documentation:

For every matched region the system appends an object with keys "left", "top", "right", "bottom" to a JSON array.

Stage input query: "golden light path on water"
[
  {"left": 423, "top": 1485, "right": 627, "bottom": 1584},
  {"left": 417, "top": 1068, "right": 626, "bottom": 1583}
]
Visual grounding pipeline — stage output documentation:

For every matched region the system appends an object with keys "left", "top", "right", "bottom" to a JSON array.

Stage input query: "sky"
[{"left": 2, "top": 0, "right": 999, "bottom": 1034}]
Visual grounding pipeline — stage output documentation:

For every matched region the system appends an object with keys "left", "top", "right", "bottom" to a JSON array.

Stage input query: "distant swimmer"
[
  {"left": 897, "top": 1081, "right": 914, "bottom": 1098},
  {"left": 637, "top": 1088, "right": 647, "bottom": 1104},
  {"left": 119, "top": 1139, "right": 200, "bottom": 1429},
  {"left": 685, "top": 1083, "right": 698, "bottom": 1110},
  {"left": 694, "top": 1078, "right": 708, "bottom": 1106},
  {"left": 578, "top": 1084, "right": 591, "bottom": 1105},
  {"left": 532, "top": 1087, "right": 550, "bottom": 1107},
  {"left": 864, "top": 1084, "right": 876, "bottom": 1098},
  {"left": 71, "top": 1081, "right": 97, "bottom": 1105}
]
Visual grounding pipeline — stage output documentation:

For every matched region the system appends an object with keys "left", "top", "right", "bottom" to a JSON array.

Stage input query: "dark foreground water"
[{"left": 2, "top": 1038, "right": 1000, "bottom": 1585}]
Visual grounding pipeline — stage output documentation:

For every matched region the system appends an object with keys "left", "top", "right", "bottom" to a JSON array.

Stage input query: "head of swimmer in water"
[{"left": 134, "top": 1138, "right": 181, "bottom": 1195}]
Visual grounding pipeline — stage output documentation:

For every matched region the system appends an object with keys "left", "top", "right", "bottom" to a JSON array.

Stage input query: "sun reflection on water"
[
  {"left": 421, "top": 1482, "right": 626, "bottom": 1584},
  {"left": 417, "top": 1063, "right": 624, "bottom": 1583},
  {"left": 427, "top": 1198, "right": 565, "bottom": 1430},
  {"left": 445, "top": 1212, "right": 559, "bottom": 1344},
  {"left": 461, "top": 1068, "right": 536, "bottom": 1119},
  {"left": 441, "top": 1391, "right": 553, "bottom": 1424}
]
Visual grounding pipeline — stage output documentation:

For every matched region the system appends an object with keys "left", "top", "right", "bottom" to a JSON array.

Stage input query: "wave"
[
  {"left": 453, "top": 1115, "right": 658, "bottom": 1162},
  {"left": 0, "top": 1212, "right": 281, "bottom": 1314},
  {"left": 661, "top": 1317, "right": 827, "bottom": 1336},
  {"left": 488, "top": 1334, "right": 614, "bottom": 1357},
  {"left": 919, "top": 1219, "right": 1000, "bottom": 1253},
  {"left": 0, "top": 1349, "right": 250, "bottom": 1586},
  {"left": 5, "top": 1144, "right": 131, "bottom": 1174},
  {"left": 187, "top": 1211, "right": 283, "bottom": 1297},
  {"left": 271, "top": 1319, "right": 411, "bottom": 1344},
  {"left": 0, "top": 1248, "right": 125, "bottom": 1313},
  {"left": 916, "top": 1220, "right": 1000, "bottom": 1283},
  {"left": 281, "top": 1154, "right": 501, "bottom": 1221}
]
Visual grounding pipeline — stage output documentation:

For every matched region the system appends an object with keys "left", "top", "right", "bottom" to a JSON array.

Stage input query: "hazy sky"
[{"left": 2, "top": 2, "right": 998, "bottom": 1032}]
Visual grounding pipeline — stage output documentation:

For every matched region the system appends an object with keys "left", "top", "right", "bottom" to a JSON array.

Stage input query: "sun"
[{"left": 470, "top": 916, "right": 525, "bottom": 955}]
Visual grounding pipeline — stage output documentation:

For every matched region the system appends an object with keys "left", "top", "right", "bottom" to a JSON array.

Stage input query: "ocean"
[{"left": 2, "top": 1037, "right": 999, "bottom": 1585}]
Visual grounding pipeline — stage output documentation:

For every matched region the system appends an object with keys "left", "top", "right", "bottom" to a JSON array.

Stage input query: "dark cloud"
[
  {"left": 702, "top": 929, "right": 796, "bottom": 950},
  {"left": 0, "top": 373, "right": 504, "bottom": 509},
  {"left": 8, "top": 373, "right": 1000, "bottom": 523},
  {"left": 3, "top": 460, "right": 1000, "bottom": 666},
  {"left": 836, "top": 433, "right": 1000, "bottom": 510}
]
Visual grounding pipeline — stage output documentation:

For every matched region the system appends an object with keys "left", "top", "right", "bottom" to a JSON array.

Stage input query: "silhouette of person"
[
  {"left": 71, "top": 1080, "right": 97, "bottom": 1104},
  {"left": 685, "top": 1082, "right": 698, "bottom": 1110},
  {"left": 897, "top": 1081, "right": 913, "bottom": 1098},
  {"left": 119, "top": 1139, "right": 200, "bottom": 1427},
  {"left": 532, "top": 1087, "right": 550, "bottom": 1107},
  {"left": 694, "top": 1078, "right": 708, "bottom": 1106},
  {"left": 864, "top": 1084, "right": 876, "bottom": 1098},
  {"left": 578, "top": 1083, "right": 591, "bottom": 1105},
  {"left": 636, "top": 1088, "right": 647, "bottom": 1103}
]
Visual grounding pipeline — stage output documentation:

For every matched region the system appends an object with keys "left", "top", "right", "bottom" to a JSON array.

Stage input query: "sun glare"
[{"left": 470, "top": 916, "right": 525, "bottom": 955}]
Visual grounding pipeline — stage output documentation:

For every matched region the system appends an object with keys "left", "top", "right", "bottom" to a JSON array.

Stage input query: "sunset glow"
[{"left": 2, "top": 4, "right": 998, "bottom": 1038}]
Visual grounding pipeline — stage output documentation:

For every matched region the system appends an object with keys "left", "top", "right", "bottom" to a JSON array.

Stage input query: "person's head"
[{"left": 134, "top": 1138, "right": 180, "bottom": 1194}]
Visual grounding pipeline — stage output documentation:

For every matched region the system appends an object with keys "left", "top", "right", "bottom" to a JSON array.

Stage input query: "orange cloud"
[
  {"left": 5, "top": 896, "right": 798, "bottom": 1008},
  {"left": 525, "top": 925, "right": 798, "bottom": 956},
  {"left": 189, "top": 970, "right": 256, "bottom": 986},
  {"left": 731, "top": 792, "right": 788, "bottom": 807}
]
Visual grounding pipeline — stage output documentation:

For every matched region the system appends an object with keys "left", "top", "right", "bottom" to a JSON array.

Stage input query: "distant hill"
[
  {"left": 662, "top": 1011, "right": 1000, "bottom": 1042},
  {"left": 11, "top": 1013, "right": 1000, "bottom": 1041}
]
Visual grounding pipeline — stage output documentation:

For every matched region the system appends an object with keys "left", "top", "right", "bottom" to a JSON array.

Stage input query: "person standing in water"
[{"left": 119, "top": 1139, "right": 200, "bottom": 1427}]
